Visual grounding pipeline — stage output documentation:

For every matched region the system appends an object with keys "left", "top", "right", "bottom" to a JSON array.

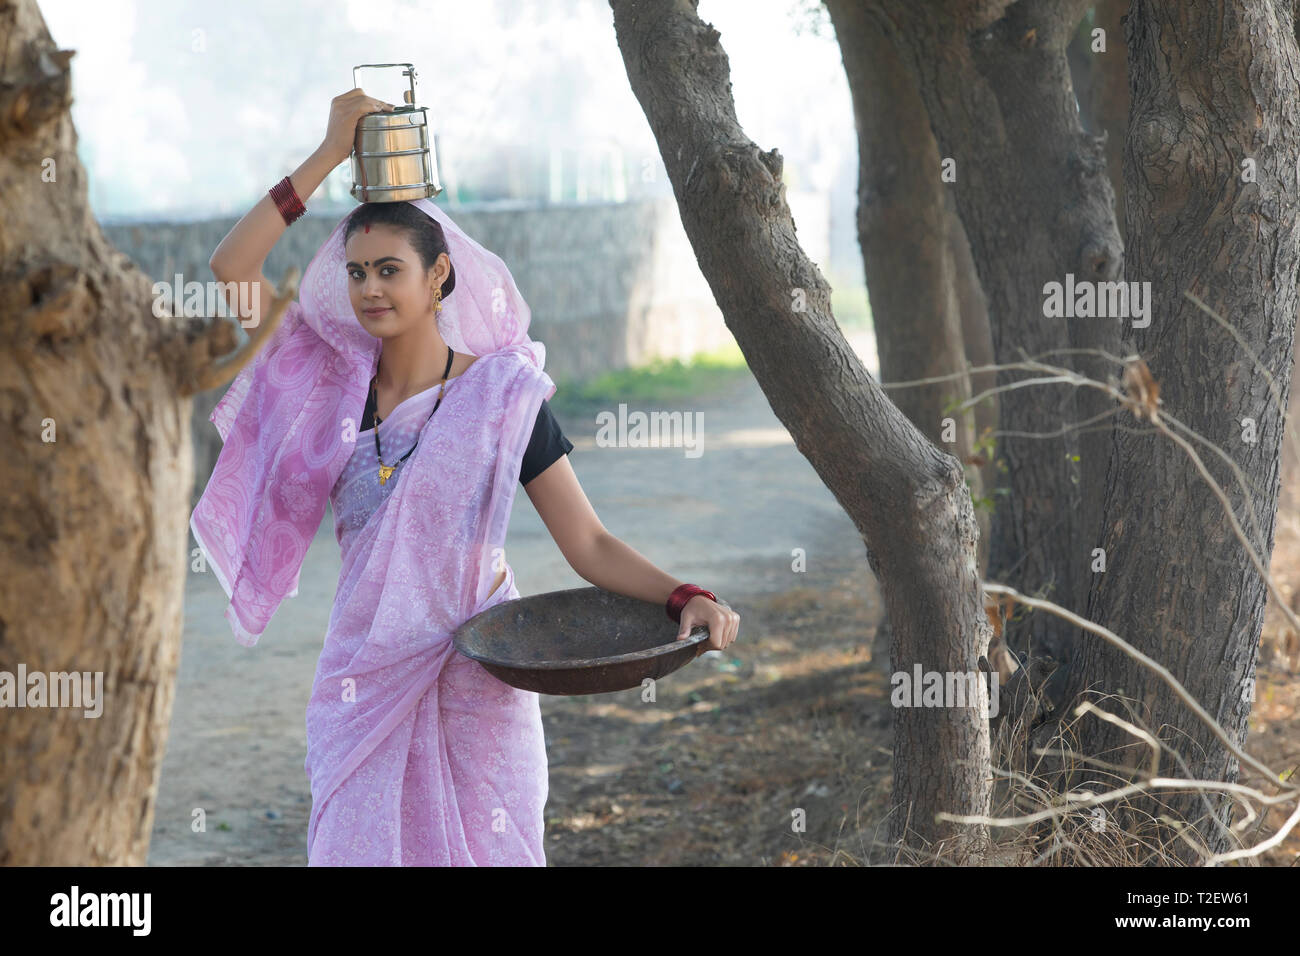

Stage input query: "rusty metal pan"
[{"left": 452, "top": 585, "right": 719, "bottom": 695}]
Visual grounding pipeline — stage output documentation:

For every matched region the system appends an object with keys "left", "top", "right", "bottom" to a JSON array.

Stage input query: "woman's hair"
[{"left": 343, "top": 202, "right": 456, "bottom": 298}]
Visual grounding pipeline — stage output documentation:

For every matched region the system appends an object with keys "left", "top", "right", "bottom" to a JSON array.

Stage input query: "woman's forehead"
[{"left": 346, "top": 226, "right": 411, "bottom": 253}]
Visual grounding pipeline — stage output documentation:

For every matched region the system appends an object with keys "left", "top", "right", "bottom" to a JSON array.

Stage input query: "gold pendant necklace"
[{"left": 372, "top": 344, "right": 455, "bottom": 486}]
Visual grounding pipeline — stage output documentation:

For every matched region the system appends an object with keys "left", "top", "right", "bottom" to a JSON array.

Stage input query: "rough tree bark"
[
  {"left": 946, "top": 187, "right": 998, "bottom": 557},
  {"left": 1068, "top": 0, "right": 1130, "bottom": 244},
  {"left": 866, "top": 0, "right": 1125, "bottom": 677},
  {"left": 1056, "top": 0, "right": 1300, "bottom": 862},
  {"left": 0, "top": 0, "right": 246, "bottom": 864},
  {"left": 831, "top": 3, "right": 979, "bottom": 491},
  {"left": 827, "top": 0, "right": 993, "bottom": 678},
  {"left": 610, "top": 0, "right": 994, "bottom": 859}
]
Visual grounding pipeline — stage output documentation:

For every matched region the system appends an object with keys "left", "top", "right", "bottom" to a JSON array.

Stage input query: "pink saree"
[
  {"left": 189, "top": 198, "right": 555, "bottom": 866},
  {"left": 305, "top": 345, "right": 553, "bottom": 865}
]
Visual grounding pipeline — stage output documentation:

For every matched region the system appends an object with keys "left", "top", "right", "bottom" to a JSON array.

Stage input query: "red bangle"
[
  {"left": 666, "top": 584, "right": 717, "bottom": 623},
  {"left": 270, "top": 175, "right": 306, "bottom": 226}
]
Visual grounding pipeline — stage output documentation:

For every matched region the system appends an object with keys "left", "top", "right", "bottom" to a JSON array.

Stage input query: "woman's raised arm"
[{"left": 208, "top": 89, "right": 397, "bottom": 320}]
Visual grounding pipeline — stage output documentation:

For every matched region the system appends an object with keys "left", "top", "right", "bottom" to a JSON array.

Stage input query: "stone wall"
[{"left": 102, "top": 192, "right": 828, "bottom": 504}]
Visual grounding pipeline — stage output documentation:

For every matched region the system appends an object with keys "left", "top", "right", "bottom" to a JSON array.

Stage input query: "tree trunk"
[
  {"left": 867, "top": 0, "right": 1125, "bottom": 673},
  {"left": 610, "top": 0, "right": 994, "bottom": 859},
  {"left": 827, "top": 0, "right": 988, "bottom": 680},
  {"left": 0, "top": 0, "right": 240, "bottom": 864},
  {"left": 946, "top": 187, "right": 997, "bottom": 578},
  {"left": 832, "top": 3, "right": 978, "bottom": 474},
  {"left": 1058, "top": 0, "right": 1300, "bottom": 862},
  {"left": 1091, "top": 0, "right": 1130, "bottom": 243}
]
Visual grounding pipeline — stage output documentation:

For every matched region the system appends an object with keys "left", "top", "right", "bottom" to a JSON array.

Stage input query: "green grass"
[{"left": 549, "top": 342, "right": 751, "bottom": 415}]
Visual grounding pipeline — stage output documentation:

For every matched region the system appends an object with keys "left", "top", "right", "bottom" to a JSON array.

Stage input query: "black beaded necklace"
[{"left": 372, "top": 345, "right": 455, "bottom": 486}]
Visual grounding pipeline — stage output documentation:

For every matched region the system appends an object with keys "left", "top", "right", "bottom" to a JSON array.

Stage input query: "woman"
[{"left": 190, "top": 88, "right": 741, "bottom": 866}]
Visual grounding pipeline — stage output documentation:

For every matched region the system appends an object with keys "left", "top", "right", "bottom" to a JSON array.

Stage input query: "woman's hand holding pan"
[{"left": 675, "top": 595, "right": 741, "bottom": 657}]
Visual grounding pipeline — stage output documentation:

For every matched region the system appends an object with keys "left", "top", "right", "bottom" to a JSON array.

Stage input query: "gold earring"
[{"left": 433, "top": 286, "right": 442, "bottom": 314}]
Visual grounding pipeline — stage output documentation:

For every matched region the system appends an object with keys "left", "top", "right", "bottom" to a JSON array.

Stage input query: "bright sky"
[{"left": 38, "top": 0, "right": 852, "bottom": 223}]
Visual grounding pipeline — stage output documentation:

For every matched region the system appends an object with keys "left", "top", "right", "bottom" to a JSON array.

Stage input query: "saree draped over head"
[{"left": 189, "top": 198, "right": 555, "bottom": 865}]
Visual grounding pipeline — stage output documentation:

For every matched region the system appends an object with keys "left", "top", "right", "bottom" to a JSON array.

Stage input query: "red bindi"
[{"left": 364, "top": 224, "right": 370, "bottom": 233}]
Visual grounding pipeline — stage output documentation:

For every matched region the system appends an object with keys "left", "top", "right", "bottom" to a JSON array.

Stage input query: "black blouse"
[{"left": 362, "top": 388, "right": 574, "bottom": 486}]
